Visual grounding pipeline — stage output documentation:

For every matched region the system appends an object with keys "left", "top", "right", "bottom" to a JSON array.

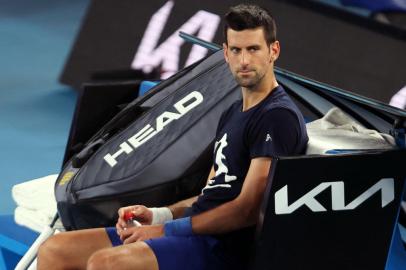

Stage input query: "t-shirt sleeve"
[{"left": 248, "top": 108, "right": 300, "bottom": 158}]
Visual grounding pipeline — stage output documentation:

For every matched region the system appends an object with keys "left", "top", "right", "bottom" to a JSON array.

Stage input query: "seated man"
[{"left": 37, "top": 4, "right": 308, "bottom": 270}]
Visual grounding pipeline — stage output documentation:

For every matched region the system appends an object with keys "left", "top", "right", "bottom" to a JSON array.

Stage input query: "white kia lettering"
[{"left": 274, "top": 178, "right": 394, "bottom": 214}]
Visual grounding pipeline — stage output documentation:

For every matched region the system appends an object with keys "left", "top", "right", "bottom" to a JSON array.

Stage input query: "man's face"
[{"left": 223, "top": 27, "right": 278, "bottom": 89}]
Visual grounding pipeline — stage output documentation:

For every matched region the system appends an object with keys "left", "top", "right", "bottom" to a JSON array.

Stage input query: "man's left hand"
[{"left": 119, "top": 224, "right": 164, "bottom": 244}]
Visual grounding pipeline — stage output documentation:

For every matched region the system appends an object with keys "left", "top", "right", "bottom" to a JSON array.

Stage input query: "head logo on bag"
[{"left": 104, "top": 91, "right": 204, "bottom": 167}]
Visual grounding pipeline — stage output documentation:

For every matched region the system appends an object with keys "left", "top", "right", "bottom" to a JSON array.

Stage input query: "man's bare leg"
[
  {"left": 37, "top": 228, "right": 113, "bottom": 270},
  {"left": 87, "top": 241, "right": 159, "bottom": 270}
]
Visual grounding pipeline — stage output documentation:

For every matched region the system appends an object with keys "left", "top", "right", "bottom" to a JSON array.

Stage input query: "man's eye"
[
  {"left": 231, "top": 48, "right": 240, "bottom": 54},
  {"left": 249, "top": 48, "right": 258, "bottom": 52}
]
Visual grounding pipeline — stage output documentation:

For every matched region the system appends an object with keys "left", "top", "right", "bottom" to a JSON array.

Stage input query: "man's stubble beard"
[{"left": 234, "top": 70, "right": 266, "bottom": 90}]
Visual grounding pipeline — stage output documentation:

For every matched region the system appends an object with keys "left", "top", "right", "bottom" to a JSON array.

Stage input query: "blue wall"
[{"left": 0, "top": 0, "right": 90, "bottom": 214}]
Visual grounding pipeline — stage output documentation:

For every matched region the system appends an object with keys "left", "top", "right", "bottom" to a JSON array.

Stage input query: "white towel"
[
  {"left": 12, "top": 174, "right": 58, "bottom": 211},
  {"left": 12, "top": 174, "right": 61, "bottom": 232},
  {"left": 14, "top": 206, "right": 64, "bottom": 233},
  {"left": 306, "top": 107, "right": 396, "bottom": 155}
]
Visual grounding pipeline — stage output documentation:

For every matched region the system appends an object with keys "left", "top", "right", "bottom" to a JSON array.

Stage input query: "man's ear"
[
  {"left": 270, "top": 41, "right": 280, "bottom": 62},
  {"left": 223, "top": 43, "right": 229, "bottom": 63}
]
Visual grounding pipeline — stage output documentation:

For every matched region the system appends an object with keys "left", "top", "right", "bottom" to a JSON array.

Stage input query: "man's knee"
[
  {"left": 38, "top": 234, "right": 61, "bottom": 258},
  {"left": 87, "top": 242, "right": 158, "bottom": 270},
  {"left": 37, "top": 234, "right": 69, "bottom": 267},
  {"left": 87, "top": 249, "right": 114, "bottom": 270}
]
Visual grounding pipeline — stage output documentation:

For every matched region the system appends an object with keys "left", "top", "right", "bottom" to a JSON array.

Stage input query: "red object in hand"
[
  {"left": 124, "top": 212, "right": 135, "bottom": 222},
  {"left": 123, "top": 211, "right": 141, "bottom": 227}
]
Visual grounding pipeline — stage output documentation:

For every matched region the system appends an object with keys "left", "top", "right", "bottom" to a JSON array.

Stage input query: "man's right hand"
[{"left": 116, "top": 205, "right": 153, "bottom": 232}]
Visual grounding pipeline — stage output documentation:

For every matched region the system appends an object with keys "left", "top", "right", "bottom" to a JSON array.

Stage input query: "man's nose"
[{"left": 240, "top": 51, "right": 250, "bottom": 66}]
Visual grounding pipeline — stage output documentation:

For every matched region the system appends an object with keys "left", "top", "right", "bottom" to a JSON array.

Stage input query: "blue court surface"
[{"left": 0, "top": 1, "right": 89, "bottom": 268}]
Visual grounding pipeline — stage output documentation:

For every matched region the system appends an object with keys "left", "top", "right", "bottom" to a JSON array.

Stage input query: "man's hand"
[
  {"left": 116, "top": 205, "right": 153, "bottom": 232},
  {"left": 119, "top": 225, "right": 164, "bottom": 244}
]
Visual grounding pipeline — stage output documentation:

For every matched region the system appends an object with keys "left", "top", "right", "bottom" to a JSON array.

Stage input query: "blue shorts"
[{"left": 105, "top": 227, "right": 228, "bottom": 270}]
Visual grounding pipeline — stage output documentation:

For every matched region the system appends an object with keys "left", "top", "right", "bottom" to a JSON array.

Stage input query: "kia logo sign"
[{"left": 274, "top": 178, "right": 395, "bottom": 214}]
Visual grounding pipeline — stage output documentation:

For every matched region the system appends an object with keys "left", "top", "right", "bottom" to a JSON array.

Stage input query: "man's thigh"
[
  {"left": 106, "top": 227, "right": 226, "bottom": 270},
  {"left": 38, "top": 228, "right": 113, "bottom": 269},
  {"left": 57, "top": 227, "right": 114, "bottom": 252},
  {"left": 88, "top": 241, "right": 158, "bottom": 270}
]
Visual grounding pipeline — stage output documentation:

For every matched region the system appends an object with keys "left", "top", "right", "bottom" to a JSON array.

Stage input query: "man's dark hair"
[{"left": 224, "top": 4, "right": 277, "bottom": 45}]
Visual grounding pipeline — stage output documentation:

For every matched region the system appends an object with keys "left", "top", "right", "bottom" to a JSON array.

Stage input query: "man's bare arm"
[
  {"left": 192, "top": 158, "right": 271, "bottom": 234},
  {"left": 168, "top": 166, "right": 215, "bottom": 219},
  {"left": 118, "top": 162, "right": 269, "bottom": 243}
]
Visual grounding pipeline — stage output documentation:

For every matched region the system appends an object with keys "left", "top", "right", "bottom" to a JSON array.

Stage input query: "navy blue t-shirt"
[{"left": 189, "top": 85, "right": 308, "bottom": 266}]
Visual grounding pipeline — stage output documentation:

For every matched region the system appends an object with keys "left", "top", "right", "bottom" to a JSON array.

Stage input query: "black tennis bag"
[{"left": 55, "top": 50, "right": 241, "bottom": 230}]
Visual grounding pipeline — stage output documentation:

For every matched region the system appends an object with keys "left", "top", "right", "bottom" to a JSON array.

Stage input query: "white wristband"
[{"left": 150, "top": 207, "right": 173, "bottom": 225}]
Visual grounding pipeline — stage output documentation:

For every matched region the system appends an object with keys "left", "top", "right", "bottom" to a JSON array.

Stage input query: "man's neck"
[{"left": 241, "top": 73, "right": 278, "bottom": 112}]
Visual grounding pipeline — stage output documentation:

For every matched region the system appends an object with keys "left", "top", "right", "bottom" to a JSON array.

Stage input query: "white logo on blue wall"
[
  {"left": 203, "top": 133, "right": 237, "bottom": 192},
  {"left": 131, "top": 0, "right": 220, "bottom": 79}
]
